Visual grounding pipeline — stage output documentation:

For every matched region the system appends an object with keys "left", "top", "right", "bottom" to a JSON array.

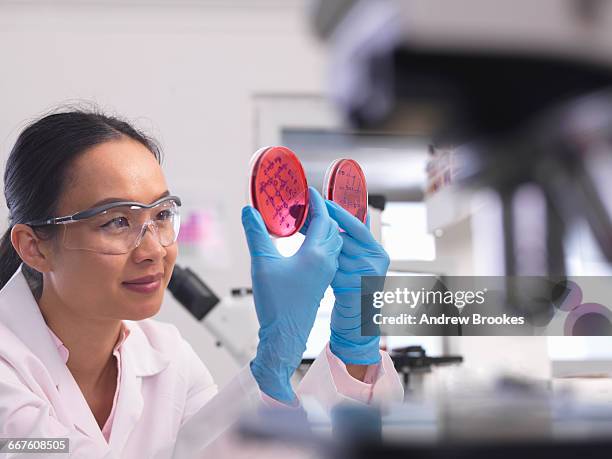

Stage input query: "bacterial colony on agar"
[
  {"left": 323, "top": 158, "right": 368, "bottom": 224},
  {"left": 249, "top": 146, "right": 309, "bottom": 237}
]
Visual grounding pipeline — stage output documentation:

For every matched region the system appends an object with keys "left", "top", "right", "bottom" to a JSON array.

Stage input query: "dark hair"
[{"left": 0, "top": 109, "right": 162, "bottom": 291}]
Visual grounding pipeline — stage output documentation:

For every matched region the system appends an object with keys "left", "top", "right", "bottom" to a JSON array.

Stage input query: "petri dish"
[
  {"left": 249, "top": 146, "right": 309, "bottom": 237},
  {"left": 323, "top": 158, "right": 368, "bottom": 224}
]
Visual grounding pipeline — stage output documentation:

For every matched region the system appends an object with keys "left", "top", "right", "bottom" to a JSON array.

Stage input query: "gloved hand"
[
  {"left": 242, "top": 187, "right": 343, "bottom": 403},
  {"left": 325, "top": 201, "right": 390, "bottom": 365}
]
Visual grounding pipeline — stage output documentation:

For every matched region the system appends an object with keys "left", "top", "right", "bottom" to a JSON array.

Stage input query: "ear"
[{"left": 10, "top": 224, "right": 54, "bottom": 273}]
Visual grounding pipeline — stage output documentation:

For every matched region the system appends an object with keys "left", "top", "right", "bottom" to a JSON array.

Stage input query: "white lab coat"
[{"left": 0, "top": 266, "right": 403, "bottom": 458}]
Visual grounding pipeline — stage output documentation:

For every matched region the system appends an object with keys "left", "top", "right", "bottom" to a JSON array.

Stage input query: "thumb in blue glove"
[{"left": 242, "top": 187, "right": 343, "bottom": 403}]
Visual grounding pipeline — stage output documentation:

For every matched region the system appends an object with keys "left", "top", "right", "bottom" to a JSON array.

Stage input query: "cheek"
[
  {"left": 163, "top": 244, "right": 178, "bottom": 286},
  {"left": 52, "top": 251, "right": 126, "bottom": 305}
]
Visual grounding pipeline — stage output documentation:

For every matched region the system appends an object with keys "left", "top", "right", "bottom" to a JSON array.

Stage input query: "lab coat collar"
[
  {"left": 0, "top": 265, "right": 170, "bottom": 448},
  {"left": 121, "top": 320, "right": 170, "bottom": 377}
]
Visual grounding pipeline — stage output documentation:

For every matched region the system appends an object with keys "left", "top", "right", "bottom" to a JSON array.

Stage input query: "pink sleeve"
[
  {"left": 324, "top": 343, "right": 382, "bottom": 404},
  {"left": 259, "top": 391, "right": 301, "bottom": 409},
  {"left": 258, "top": 343, "right": 383, "bottom": 407}
]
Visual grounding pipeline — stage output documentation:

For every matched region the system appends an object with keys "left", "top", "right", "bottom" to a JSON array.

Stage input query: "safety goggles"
[{"left": 26, "top": 195, "right": 182, "bottom": 255}]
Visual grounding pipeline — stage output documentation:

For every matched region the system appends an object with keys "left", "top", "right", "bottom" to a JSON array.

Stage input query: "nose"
[{"left": 132, "top": 221, "right": 166, "bottom": 259}]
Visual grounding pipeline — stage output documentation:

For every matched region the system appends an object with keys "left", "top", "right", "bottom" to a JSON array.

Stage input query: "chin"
[{"left": 124, "top": 298, "right": 163, "bottom": 321}]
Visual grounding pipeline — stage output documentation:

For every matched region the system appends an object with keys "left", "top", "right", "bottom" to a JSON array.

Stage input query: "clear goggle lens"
[{"left": 62, "top": 199, "right": 181, "bottom": 255}]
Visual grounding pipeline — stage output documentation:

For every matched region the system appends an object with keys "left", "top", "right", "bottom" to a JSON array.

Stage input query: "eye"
[
  {"left": 100, "top": 216, "right": 129, "bottom": 230},
  {"left": 156, "top": 209, "right": 174, "bottom": 221}
]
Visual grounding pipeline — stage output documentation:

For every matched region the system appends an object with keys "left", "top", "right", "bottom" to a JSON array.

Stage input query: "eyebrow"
[{"left": 89, "top": 190, "right": 170, "bottom": 208}]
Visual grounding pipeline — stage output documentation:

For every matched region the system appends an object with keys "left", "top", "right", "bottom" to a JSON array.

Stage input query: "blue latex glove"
[
  {"left": 241, "top": 187, "right": 343, "bottom": 403},
  {"left": 325, "top": 201, "right": 390, "bottom": 365}
]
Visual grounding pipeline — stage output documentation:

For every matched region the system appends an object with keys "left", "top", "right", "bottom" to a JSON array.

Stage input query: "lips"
[{"left": 122, "top": 273, "right": 163, "bottom": 294}]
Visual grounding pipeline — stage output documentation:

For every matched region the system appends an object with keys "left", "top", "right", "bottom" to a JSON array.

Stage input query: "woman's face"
[{"left": 43, "top": 137, "right": 178, "bottom": 321}]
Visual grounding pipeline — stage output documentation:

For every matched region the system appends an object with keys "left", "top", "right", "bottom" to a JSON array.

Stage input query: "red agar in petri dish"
[
  {"left": 323, "top": 158, "right": 368, "bottom": 224},
  {"left": 249, "top": 146, "right": 309, "bottom": 237}
]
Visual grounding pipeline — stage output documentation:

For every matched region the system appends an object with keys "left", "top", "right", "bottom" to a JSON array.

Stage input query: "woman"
[{"left": 0, "top": 110, "right": 402, "bottom": 458}]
